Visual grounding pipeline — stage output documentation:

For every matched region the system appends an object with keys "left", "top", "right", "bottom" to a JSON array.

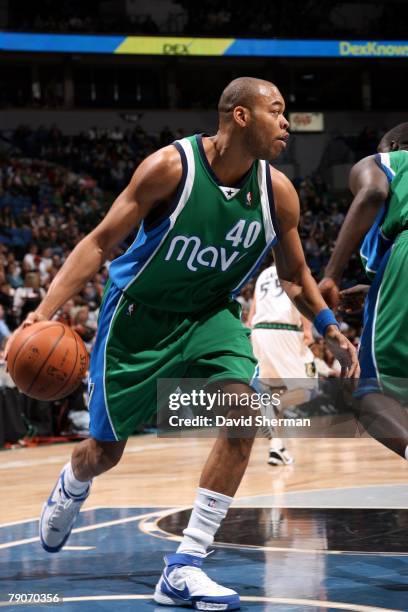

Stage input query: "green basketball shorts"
[
  {"left": 88, "top": 282, "right": 257, "bottom": 440},
  {"left": 357, "top": 230, "right": 408, "bottom": 403}
]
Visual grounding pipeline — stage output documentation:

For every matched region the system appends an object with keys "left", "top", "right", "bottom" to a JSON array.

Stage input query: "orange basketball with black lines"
[{"left": 7, "top": 321, "right": 89, "bottom": 401}]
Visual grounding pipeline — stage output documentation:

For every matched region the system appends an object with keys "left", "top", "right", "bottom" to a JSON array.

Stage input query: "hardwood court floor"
[{"left": 1, "top": 435, "right": 406, "bottom": 523}]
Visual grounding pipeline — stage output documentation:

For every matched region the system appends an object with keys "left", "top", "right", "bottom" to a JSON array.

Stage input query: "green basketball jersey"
[
  {"left": 109, "top": 134, "right": 278, "bottom": 312},
  {"left": 360, "top": 150, "right": 408, "bottom": 278},
  {"left": 377, "top": 150, "right": 408, "bottom": 238}
]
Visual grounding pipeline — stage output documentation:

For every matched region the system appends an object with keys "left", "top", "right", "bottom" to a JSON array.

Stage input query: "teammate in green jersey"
[
  {"left": 14, "top": 77, "right": 357, "bottom": 610},
  {"left": 320, "top": 123, "right": 408, "bottom": 463}
]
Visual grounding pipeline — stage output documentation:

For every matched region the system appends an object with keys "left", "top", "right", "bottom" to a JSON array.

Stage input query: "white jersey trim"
[
  {"left": 123, "top": 137, "right": 195, "bottom": 292},
  {"left": 378, "top": 152, "right": 396, "bottom": 180},
  {"left": 258, "top": 160, "right": 276, "bottom": 244},
  {"left": 230, "top": 161, "right": 277, "bottom": 295}
]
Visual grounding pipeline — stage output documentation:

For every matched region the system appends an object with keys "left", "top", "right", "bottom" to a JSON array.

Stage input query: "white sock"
[
  {"left": 177, "top": 487, "right": 233, "bottom": 557},
  {"left": 270, "top": 437, "right": 284, "bottom": 451},
  {"left": 405, "top": 446, "right": 408, "bottom": 461},
  {"left": 63, "top": 462, "right": 91, "bottom": 496}
]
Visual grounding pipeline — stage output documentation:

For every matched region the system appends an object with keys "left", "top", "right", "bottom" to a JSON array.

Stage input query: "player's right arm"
[
  {"left": 319, "top": 155, "right": 389, "bottom": 307},
  {"left": 24, "top": 146, "right": 183, "bottom": 322}
]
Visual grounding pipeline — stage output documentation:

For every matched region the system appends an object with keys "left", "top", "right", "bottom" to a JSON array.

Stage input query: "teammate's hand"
[
  {"left": 318, "top": 277, "right": 340, "bottom": 309},
  {"left": 338, "top": 284, "right": 370, "bottom": 315},
  {"left": 4, "top": 310, "right": 49, "bottom": 368},
  {"left": 324, "top": 325, "right": 360, "bottom": 378}
]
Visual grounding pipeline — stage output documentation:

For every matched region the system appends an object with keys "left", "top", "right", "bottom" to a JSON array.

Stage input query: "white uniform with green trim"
[{"left": 251, "top": 265, "right": 316, "bottom": 380}]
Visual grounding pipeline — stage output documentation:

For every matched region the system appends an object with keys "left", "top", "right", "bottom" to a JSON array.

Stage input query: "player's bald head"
[
  {"left": 378, "top": 122, "right": 408, "bottom": 152},
  {"left": 215, "top": 77, "right": 288, "bottom": 160},
  {"left": 218, "top": 77, "right": 280, "bottom": 118}
]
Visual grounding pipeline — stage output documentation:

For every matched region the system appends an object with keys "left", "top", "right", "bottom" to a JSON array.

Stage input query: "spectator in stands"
[
  {"left": 81, "top": 281, "right": 101, "bottom": 310},
  {"left": 56, "top": 299, "right": 75, "bottom": 327},
  {"left": 0, "top": 271, "right": 16, "bottom": 328},
  {"left": 72, "top": 305, "right": 97, "bottom": 349},
  {"left": 0, "top": 305, "right": 11, "bottom": 347},
  {"left": 13, "top": 271, "right": 45, "bottom": 325},
  {"left": 23, "top": 243, "right": 41, "bottom": 271},
  {"left": 6, "top": 262, "right": 24, "bottom": 289},
  {"left": 108, "top": 126, "right": 124, "bottom": 142},
  {"left": 38, "top": 247, "right": 54, "bottom": 283},
  {"left": 1, "top": 123, "right": 362, "bottom": 381}
]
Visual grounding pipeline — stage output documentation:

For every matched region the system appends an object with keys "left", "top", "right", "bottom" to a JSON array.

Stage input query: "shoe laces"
[
  {"left": 175, "top": 565, "right": 219, "bottom": 590},
  {"left": 48, "top": 489, "right": 77, "bottom": 531}
]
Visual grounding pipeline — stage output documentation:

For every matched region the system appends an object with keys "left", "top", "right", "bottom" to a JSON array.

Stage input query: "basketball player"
[
  {"left": 13, "top": 78, "right": 357, "bottom": 610},
  {"left": 249, "top": 263, "right": 317, "bottom": 465},
  {"left": 320, "top": 123, "right": 408, "bottom": 460}
]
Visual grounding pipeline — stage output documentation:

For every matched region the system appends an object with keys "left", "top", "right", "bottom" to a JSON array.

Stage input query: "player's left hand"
[{"left": 324, "top": 325, "right": 360, "bottom": 378}]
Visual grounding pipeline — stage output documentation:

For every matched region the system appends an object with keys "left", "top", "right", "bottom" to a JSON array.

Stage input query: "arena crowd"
[
  {"left": 8, "top": 0, "right": 405, "bottom": 39},
  {"left": 0, "top": 124, "right": 362, "bottom": 382}
]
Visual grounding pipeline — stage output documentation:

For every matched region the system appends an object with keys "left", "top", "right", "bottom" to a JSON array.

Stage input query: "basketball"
[{"left": 6, "top": 321, "right": 89, "bottom": 401}]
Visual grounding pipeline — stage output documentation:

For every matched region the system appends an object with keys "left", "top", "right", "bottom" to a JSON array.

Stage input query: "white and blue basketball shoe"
[
  {"left": 39, "top": 463, "right": 91, "bottom": 553},
  {"left": 154, "top": 553, "right": 240, "bottom": 610}
]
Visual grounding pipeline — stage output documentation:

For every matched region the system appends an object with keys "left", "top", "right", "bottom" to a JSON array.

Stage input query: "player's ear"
[
  {"left": 390, "top": 140, "right": 399, "bottom": 151},
  {"left": 233, "top": 106, "right": 250, "bottom": 128}
]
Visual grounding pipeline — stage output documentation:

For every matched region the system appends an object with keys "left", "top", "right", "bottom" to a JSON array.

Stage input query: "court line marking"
[
  {"left": 4, "top": 505, "right": 408, "bottom": 557},
  {"left": 0, "top": 508, "right": 404, "bottom": 610},
  {"left": 0, "top": 508, "right": 176, "bottom": 550},
  {"left": 63, "top": 546, "right": 95, "bottom": 550},
  {"left": 234, "top": 482, "right": 408, "bottom": 508},
  {"left": 3, "top": 477, "right": 407, "bottom": 528},
  {"left": 140, "top": 514, "right": 408, "bottom": 557},
  {"left": 0, "top": 594, "right": 399, "bottom": 611},
  {"left": 234, "top": 502, "right": 408, "bottom": 509},
  {"left": 0, "top": 506, "right": 112, "bottom": 529},
  {"left": 0, "top": 518, "right": 39, "bottom": 529},
  {"left": 0, "top": 505, "right": 177, "bottom": 530},
  {"left": 58, "top": 595, "right": 404, "bottom": 611}
]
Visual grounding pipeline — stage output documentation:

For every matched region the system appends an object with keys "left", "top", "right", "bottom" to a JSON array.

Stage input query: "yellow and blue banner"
[{"left": 1, "top": 33, "right": 408, "bottom": 57}]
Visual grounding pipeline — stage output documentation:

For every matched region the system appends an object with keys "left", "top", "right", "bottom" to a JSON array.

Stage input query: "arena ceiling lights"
[{"left": 1, "top": 33, "right": 408, "bottom": 58}]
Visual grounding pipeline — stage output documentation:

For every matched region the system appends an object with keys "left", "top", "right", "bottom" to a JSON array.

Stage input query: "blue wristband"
[{"left": 313, "top": 308, "right": 339, "bottom": 336}]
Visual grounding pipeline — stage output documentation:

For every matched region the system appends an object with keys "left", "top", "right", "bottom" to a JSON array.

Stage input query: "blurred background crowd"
[
  {"left": 0, "top": 124, "right": 364, "bottom": 372},
  {"left": 0, "top": 0, "right": 395, "bottom": 441},
  {"left": 8, "top": 0, "right": 406, "bottom": 38}
]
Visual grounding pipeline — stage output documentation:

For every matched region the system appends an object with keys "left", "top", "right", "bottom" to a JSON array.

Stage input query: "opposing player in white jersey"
[{"left": 249, "top": 263, "right": 317, "bottom": 465}]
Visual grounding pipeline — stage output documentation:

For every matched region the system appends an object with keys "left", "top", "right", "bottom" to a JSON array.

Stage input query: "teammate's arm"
[
  {"left": 271, "top": 168, "right": 359, "bottom": 376},
  {"left": 25, "top": 146, "right": 183, "bottom": 321},
  {"left": 319, "top": 155, "right": 389, "bottom": 306}
]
